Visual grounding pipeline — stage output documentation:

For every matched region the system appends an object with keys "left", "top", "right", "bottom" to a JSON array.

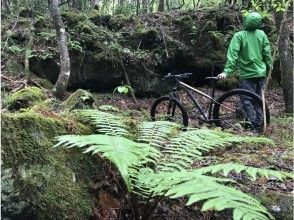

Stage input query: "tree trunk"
[
  {"left": 49, "top": 0, "right": 71, "bottom": 99},
  {"left": 166, "top": 0, "right": 170, "bottom": 10},
  {"left": 142, "top": 0, "right": 148, "bottom": 13},
  {"left": 274, "top": 11, "right": 293, "bottom": 113},
  {"left": 136, "top": 0, "right": 140, "bottom": 15},
  {"left": 149, "top": 0, "right": 155, "bottom": 12},
  {"left": 1, "top": 0, "right": 10, "bottom": 13},
  {"left": 158, "top": 0, "right": 164, "bottom": 11}
]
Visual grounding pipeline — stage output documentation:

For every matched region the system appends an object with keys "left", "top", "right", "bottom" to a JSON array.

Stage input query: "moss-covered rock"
[
  {"left": 1, "top": 110, "right": 100, "bottom": 219},
  {"left": 62, "top": 89, "right": 96, "bottom": 111},
  {"left": 3, "top": 59, "right": 24, "bottom": 77},
  {"left": 61, "top": 9, "right": 87, "bottom": 26},
  {"left": 33, "top": 16, "right": 51, "bottom": 30},
  {"left": 6, "top": 86, "right": 47, "bottom": 111},
  {"left": 30, "top": 74, "right": 54, "bottom": 89}
]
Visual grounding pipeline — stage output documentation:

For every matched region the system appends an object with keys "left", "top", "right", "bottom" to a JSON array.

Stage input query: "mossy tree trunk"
[
  {"left": 274, "top": 10, "right": 293, "bottom": 113},
  {"left": 158, "top": 0, "right": 164, "bottom": 11},
  {"left": 49, "top": 0, "right": 71, "bottom": 99}
]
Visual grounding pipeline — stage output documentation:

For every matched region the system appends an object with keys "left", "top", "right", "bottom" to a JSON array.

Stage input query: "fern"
[
  {"left": 76, "top": 110, "right": 130, "bottom": 137},
  {"left": 54, "top": 134, "right": 160, "bottom": 191},
  {"left": 54, "top": 109, "right": 293, "bottom": 220},
  {"left": 137, "top": 121, "right": 180, "bottom": 149},
  {"left": 137, "top": 169, "right": 274, "bottom": 220},
  {"left": 157, "top": 129, "right": 274, "bottom": 172}
]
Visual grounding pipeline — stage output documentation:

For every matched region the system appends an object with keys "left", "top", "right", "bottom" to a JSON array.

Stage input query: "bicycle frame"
[{"left": 170, "top": 79, "right": 218, "bottom": 123}]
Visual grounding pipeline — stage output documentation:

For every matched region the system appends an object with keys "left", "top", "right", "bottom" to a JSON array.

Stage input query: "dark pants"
[{"left": 239, "top": 77, "right": 265, "bottom": 130}]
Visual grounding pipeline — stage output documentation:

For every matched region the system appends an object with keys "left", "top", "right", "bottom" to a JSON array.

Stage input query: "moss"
[
  {"left": 61, "top": 89, "right": 96, "bottom": 111},
  {"left": 30, "top": 74, "right": 54, "bottom": 89},
  {"left": 34, "top": 16, "right": 50, "bottom": 30},
  {"left": 61, "top": 10, "right": 87, "bottom": 26},
  {"left": 1, "top": 111, "right": 65, "bottom": 167},
  {"left": 266, "top": 116, "right": 293, "bottom": 148},
  {"left": 1, "top": 110, "right": 99, "bottom": 219},
  {"left": 6, "top": 86, "right": 47, "bottom": 111},
  {"left": 258, "top": 190, "right": 293, "bottom": 220},
  {"left": 89, "top": 13, "right": 111, "bottom": 26},
  {"left": 204, "top": 20, "right": 217, "bottom": 31},
  {"left": 4, "top": 59, "right": 24, "bottom": 76},
  {"left": 108, "top": 14, "right": 130, "bottom": 31},
  {"left": 174, "top": 15, "right": 193, "bottom": 27},
  {"left": 24, "top": 164, "right": 92, "bottom": 220},
  {"left": 19, "top": 7, "right": 34, "bottom": 17}
]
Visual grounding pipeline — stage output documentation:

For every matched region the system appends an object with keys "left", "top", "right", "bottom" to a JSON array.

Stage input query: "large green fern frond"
[
  {"left": 137, "top": 121, "right": 180, "bottom": 149},
  {"left": 157, "top": 129, "right": 274, "bottom": 172},
  {"left": 138, "top": 169, "right": 275, "bottom": 220},
  {"left": 54, "top": 134, "right": 160, "bottom": 191},
  {"left": 194, "top": 163, "right": 294, "bottom": 181},
  {"left": 76, "top": 110, "right": 130, "bottom": 137}
]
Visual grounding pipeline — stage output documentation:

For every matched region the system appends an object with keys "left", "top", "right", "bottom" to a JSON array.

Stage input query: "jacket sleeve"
[
  {"left": 262, "top": 33, "right": 272, "bottom": 69},
  {"left": 223, "top": 33, "right": 242, "bottom": 77}
]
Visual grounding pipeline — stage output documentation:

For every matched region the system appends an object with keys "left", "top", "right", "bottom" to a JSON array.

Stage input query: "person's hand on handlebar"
[{"left": 217, "top": 72, "right": 226, "bottom": 80}]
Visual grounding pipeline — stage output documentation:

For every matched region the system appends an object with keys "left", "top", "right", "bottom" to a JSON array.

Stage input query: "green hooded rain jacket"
[{"left": 223, "top": 12, "right": 272, "bottom": 79}]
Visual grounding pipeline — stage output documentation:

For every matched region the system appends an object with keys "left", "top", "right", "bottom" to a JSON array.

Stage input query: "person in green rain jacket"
[{"left": 217, "top": 12, "right": 272, "bottom": 132}]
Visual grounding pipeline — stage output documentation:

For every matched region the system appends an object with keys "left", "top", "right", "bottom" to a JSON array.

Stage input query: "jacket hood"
[{"left": 243, "top": 12, "right": 262, "bottom": 31}]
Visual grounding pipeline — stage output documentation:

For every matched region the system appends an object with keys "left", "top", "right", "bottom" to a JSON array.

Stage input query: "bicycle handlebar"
[
  {"left": 205, "top": 77, "right": 219, "bottom": 80},
  {"left": 164, "top": 72, "right": 193, "bottom": 79}
]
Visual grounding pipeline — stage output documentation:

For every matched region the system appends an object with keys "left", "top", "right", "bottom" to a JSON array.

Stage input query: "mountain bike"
[{"left": 150, "top": 73, "right": 270, "bottom": 133}]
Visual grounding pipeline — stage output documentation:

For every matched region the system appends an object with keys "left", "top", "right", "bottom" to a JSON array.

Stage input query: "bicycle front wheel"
[
  {"left": 213, "top": 89, "right": 270, "bottom": 133},
  {"left": 150, "top": 96, "right": 189, "bottom": 127}
]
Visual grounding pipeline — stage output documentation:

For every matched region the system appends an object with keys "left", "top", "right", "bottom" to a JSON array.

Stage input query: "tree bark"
[
  {"left": 142, "top": 0, "right": 148, "bottom": 13},
  {"left": 49, "top": 0, "right": 71, "bottom": 99},
  {"left": 1, "top": 0, "right": 10, "bottom": 13},
  {"left": 158, "top": 0, "right": 164, "bottom": 11},
  {"left": 149, "top": 0, "right": 155, "bottom": 12},
  {"left": 136, "top": 0, "right": 140, "bottom": 15},
  {"left": 166, "top": 0, "right": 170, "bottom": 10},
  {"left": 274, "top": 11, "right": 293, "bottom": 113}
]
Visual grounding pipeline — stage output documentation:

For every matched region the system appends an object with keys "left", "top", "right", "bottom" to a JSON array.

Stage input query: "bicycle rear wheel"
[
  {"left": 213, "top": 89, "right": 270, "bottom": 133},
  {"left": 150, "top": 96, "right": 189, "bottom": 127}
]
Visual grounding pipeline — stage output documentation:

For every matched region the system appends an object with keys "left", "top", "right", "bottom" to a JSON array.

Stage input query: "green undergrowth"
[
  {"left": 5, "top": 86, "right": 47, "bottom": 111},
  {"left": 54, "top": 109, "right": 293, "bottom": 220}
]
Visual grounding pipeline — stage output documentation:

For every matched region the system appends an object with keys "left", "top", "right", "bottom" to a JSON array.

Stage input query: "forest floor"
[
  {"left": 91, "top": 86, "right": 293, "bottom": 219},
  {"left": 1, "top": 76, "right": 293, "bottom": 219}
]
